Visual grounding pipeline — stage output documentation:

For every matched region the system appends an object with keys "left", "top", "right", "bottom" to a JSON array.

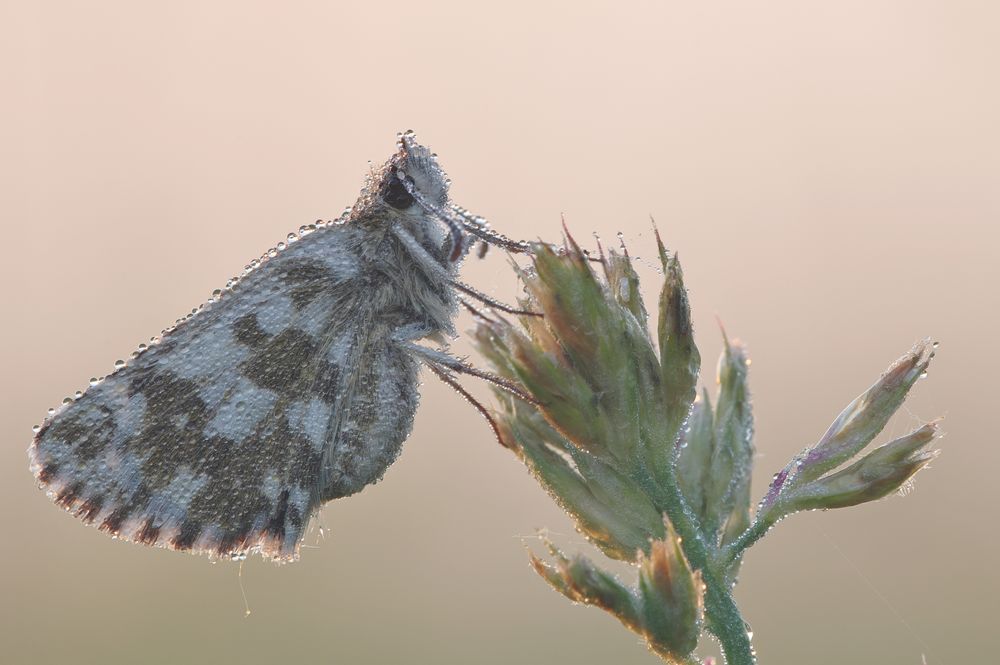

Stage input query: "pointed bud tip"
[
  {"left": 651, "top": 218, "right": 669, "bottom": 266},
  {"left": 885, "top": 338, "right": 936, "bottom": 385},
  {"left": 559, "top": 217, "right": 587, "bottom": 259},
  {"left": 714, "top": 315, "right": 729, "bottom": 344}
]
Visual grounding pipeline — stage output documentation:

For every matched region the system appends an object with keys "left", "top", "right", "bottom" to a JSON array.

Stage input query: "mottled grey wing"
[{"left": 30, "top": 222, "right": 382, "bottom": 561}]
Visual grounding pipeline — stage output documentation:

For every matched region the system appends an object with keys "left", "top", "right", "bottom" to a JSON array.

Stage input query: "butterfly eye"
[{"left": 383, "top": 173, "right": 415, "bottom": 210}]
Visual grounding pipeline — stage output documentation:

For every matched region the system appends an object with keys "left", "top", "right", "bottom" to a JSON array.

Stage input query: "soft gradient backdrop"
[{"left": 2, "top": 2, "right": 996, "bottom": 663}]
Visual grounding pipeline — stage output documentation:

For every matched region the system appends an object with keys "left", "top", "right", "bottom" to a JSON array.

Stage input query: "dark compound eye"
[{"left": 383, "top": 174, "right": 415, "bottom": 210}]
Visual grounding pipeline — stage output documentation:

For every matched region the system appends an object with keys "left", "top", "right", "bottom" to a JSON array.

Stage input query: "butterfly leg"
[
  {"left": 386, "top": 325, "right": 527, "bottom": 446},
  {"left": 450, "top": 280, "right": 542, "bottom": 317},
  {"left": 389, "top": 325, "right": 537, "bottom": 405},
  {"left": 423, "top": 364, "right": 509, "bottom": 447}
]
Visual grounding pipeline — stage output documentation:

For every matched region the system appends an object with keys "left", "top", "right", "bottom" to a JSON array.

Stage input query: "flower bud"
[
  {"left": 529, "top": 546, "right": 642, "bottom": 630},
  {"left": 704, "top": 334, "right": 754, "bottom": 541},
  {"left": 676, "top": 390, "right": 714, "bottom": 526},
  {"left": 655, "top": 231, "right": 701, "bottom": 477},
  {"left": 501, "top": 409, "right": 665, "bottom": 561},
  {"left": 676, "top": 332, "right": 754, "bottom": 554},
  {"left": 787, "top": 340, "right": 934, "bottom": 489},
  {"left": 777, "top": 422, "right": 940, "bottom": 512},
  {"left": 530, "top": 525, "right": 704, "bottom": 665},
  {"left": 605, "top": 243, "right": 649, "bottom": 329},
  {"left": 637, "top": 522, "right": 705, "bottom": 659},
  {"left": 518, "top": 243, "right": 664, "bottom": 471}
]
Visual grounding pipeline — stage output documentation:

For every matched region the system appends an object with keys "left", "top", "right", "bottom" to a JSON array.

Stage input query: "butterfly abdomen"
[{"left": 318, "top": 336, "right": 421, "bottom": 500}]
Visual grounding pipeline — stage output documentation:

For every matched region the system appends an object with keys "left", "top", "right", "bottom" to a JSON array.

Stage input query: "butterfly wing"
[{"left": 30, "top": 221, "right": 391, "bottom": 561}]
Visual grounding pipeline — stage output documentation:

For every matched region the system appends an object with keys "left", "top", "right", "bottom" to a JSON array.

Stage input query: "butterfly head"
[
  {"left": 364, "top": 131, "right": 468, "bottom": 262},
  {"left": 379, "top": 131, "right": 451, "bottom": 213}
]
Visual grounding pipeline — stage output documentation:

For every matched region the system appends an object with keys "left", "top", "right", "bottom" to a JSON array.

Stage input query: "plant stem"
[
  {"left": 719, "top": 516, "right": 777, "bottom": 571},
  {"left": 643, "top": 472, "right": 756, "bottom": 664}
]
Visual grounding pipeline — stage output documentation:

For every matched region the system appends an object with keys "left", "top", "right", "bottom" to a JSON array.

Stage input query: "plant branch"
[{"left": 647, "top": 472, "right": 755, "bottom": 665}]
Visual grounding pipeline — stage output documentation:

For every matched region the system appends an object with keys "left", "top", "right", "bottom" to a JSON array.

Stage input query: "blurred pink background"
[{"left": 2, "top": 2, "right": 996, "bottom": 663}]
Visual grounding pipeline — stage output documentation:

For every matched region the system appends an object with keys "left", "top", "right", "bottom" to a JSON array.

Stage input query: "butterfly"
[{"left": 29, "top": 132, "right": 532, "bottom": 562}]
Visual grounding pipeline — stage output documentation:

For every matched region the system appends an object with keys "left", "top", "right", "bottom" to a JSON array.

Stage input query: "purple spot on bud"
[{"left": 762, "top": 468, "right": 789, "bottom": 509}]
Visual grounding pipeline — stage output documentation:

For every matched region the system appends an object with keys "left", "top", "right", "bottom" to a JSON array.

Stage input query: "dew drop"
[
  {"left": 74, "top": 390, "right": 83, "bottom": 399},
  {"left": 212, "top": 289, "right": 222, "bottom": 298},
  {"left": 31, "top": 424, "right": 41, "bottom": 433},
  {"left": 114, "top": 359, "right": 126, "bottom": 369},
  {"left": 89, "top": 377, "right": 100, "bottom": 386}
]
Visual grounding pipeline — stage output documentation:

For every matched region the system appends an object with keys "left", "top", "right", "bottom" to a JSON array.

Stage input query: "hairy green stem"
[
  {"left": 641, "top": 471, "right": 755, "bottom": 664},
  {"left": 719, "top": 516, "right": 777, "bottom": 571}
]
